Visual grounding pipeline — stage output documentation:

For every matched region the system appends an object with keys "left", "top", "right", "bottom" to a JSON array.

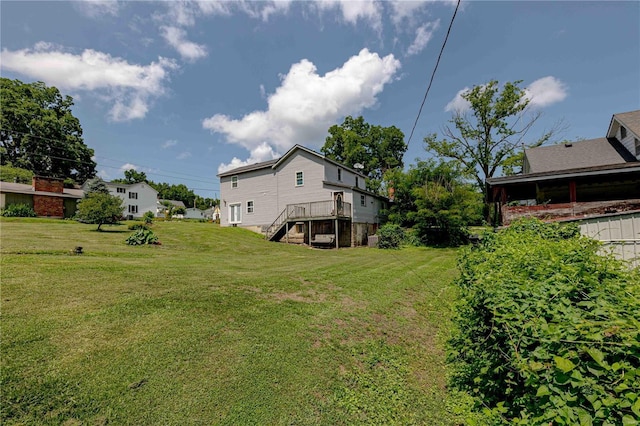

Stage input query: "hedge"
[{"left": 448, "top": 219, "right": 640, "bottom": 425}]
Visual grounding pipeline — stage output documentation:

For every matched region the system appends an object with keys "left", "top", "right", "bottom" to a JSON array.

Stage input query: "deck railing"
[{"left": 265, "top": 200, "right": 351, "bottom": 240}]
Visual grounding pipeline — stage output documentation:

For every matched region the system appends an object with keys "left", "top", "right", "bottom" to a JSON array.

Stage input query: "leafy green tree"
[
  {"left": 384, "top": 160, "right": 482, "bottom": 246},
  {"left": 76, "top": 192, "right": 124, "bottom": 231},
  {"left": 0, "top": 78, "right": 97, "bottom": 182},
  {"left": 424, "top": 80, "right": 556, "bottom": 220},
  {"left": 83, "top": 176, "right": 110, "bottom": 194},
  {"left": 0, "top": 165, "right": 34, "bottom": 184},
  {"left": 322, "top": 116, "right": 407, "bottom": 192},
  {"left": 112, "top": 169, "right": 148, "bottom": 184}
]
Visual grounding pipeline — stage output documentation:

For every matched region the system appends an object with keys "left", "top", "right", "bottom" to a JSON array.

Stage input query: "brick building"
[{"left": 0, "top": 176, "right": 84, "bottom": 218}]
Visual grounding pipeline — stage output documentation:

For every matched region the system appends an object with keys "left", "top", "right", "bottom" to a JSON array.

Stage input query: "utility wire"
[
  {"left": 406, "top": 0, "right": 461, "bottom": 147},
  {"left": 1, "top": 127, "right": 219, "bottom": 187}
]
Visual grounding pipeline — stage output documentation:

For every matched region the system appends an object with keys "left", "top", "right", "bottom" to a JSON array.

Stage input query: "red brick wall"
[
  {"left": 32, "top": 176, "right": 64, "bottom": 193},
  {"left": 33, "top": 195, "right": 64, "bottom": 217}
]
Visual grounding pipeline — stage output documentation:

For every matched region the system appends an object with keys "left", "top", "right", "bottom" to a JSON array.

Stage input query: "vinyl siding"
[
  {"left": 276, "top": 150, "right": 330, "bottom": 208},
  {"left": 220, "top": 166, "right": 278, "bottom": 227},
  {"left": 107, "top": 182, "right": 157, "bottom": 218},
  {"left": 618, "top": 125, "right": 640, "bottom": 159}
]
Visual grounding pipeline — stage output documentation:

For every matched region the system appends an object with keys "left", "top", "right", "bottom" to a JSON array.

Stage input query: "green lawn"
[{"left": 1, "top": 219, "right": 461, "bottom": 425}]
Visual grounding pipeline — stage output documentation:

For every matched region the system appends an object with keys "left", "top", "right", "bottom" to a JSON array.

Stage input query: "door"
[
  {"left": 230, "top": 203, "right": 241, "bottom": 224},
  {"left": 334, "top": 192, "right": 344, "bottom": 216}
]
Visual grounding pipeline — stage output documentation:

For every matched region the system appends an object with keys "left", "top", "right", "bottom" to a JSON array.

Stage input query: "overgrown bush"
[
  {"left": 377, "top": 224, "right": 405, "bottom": 249},
  {"left": 448, "top": 218, "right": 640, "bottom": 425},
  {"left": 125, "top": 228, "right": 159, "bottom": 245},
  {"left": 143, "top": 211, "right": 155, "bottom": 225},
  {"left": 1, "top": 203, "right": 36, "bottom": 217}
]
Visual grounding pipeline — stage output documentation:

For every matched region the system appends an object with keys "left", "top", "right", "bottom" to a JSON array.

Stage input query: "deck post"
[
  {"left": 335, "top": 219, "right": 339, "bottom": 249},
  {"left": 308, "top": 220, "right": 312, "bottom": 246},
  {"left": 286, "top": 222, "right": 289, "bottom": 243}
]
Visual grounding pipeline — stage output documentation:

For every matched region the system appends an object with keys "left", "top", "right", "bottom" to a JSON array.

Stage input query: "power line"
[
  {"left": 1, "top": 127, "right": 219, "bottom": 187},
  {"left": 406, "top": 0, "right": 461, "bottom": 147}
]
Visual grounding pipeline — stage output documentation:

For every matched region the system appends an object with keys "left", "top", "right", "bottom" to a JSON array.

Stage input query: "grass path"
[{"left": 1, "top": 219, "right": 460, "bottom": 425}]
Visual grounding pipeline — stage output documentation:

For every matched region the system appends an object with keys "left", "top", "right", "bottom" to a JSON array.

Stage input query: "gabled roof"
[
  {"left": 158, "top": 199, "right": 185, "bottom": 208},
  {"left": 105, "top": 181, "right": 158, "bottom": 193},
  {"left": 607, "top": 109, "right": 640, "bottom": 139},
  {"left": 218, "top": 144, "right": 367, "bottom": 178},
  {"left": 217, "top": 159, "right": 278, "bottom": 177},
  {"left": 524, "top": 137, "right": 635, "bottom": 174}
]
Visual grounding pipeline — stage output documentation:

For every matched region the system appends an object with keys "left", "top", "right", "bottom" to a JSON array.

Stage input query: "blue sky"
[{"left": 1, "top": 1, "right": 638, "bottom": 199}]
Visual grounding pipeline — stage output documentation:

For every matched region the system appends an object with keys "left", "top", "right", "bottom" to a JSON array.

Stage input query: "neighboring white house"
[
  {"left": 106, "top": 181, "right": 158, "bottom": 219},
  {"left": 203, "top": 206, "right": 220, "bottom": 221},
  {"left": 157, "top": 199, "right": 186, "bottom": 218},
  {"left": 184, "top": 207, "right": 205, "bottom": 219},
  {"left": 217, "top": 145, "right": 387, "bottom": 247}
]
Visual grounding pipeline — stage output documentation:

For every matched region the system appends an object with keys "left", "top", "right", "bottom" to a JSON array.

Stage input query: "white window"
[
  {"left": 129, "top": 192, "right": 138, "bottom": 199},
  {"left": 621, "top": 126, "right": 627, "bottom": 139},
  {"left": 128, "top": 205, "right": 138, "bottom": 214},
  {"left": 360, "top": 195, "right": 366, "bottom": 206},
  {"left": 117, "top": 187, "right": 125, "bottom": 193},
  {"left": 295, "top": 171, "right": 304, "bottom": 186},
  {"left": 231, "top": 176, "right": 238, "bottom": 188},
  {"left": 337, "top": 168, "right": 342, "bottom": 181},
  {"left": 247, "top": 200, "right": 254, "bottom": 214},
  {"left": 229, "top": 203, "right": 241, "bottom": 224}
]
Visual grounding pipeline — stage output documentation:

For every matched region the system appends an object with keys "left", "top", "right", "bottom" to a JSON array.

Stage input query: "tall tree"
[
  {"left": 424, "top": 80, "right": 556, "bottom": 220},
  {"left": 384, "top": 160, "right": 482, "bottom": 246},
  {"left": 76, "top": 179, "right": 123, "bottom": 231},
  {"left": 322, "top": 116, "right": 407, "bottom": 193},
  {"left": 0, "top": 78, "right": 97, "bottom": 182},
  {"left": 112, "top": 169, "right": 148, "bottom": 184}
]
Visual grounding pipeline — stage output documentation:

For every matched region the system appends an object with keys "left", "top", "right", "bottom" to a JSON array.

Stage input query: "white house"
[
  {"left": 156, "top": 199, "right": 186, "bottom": 218},
  {"left": 106, "top": 181, "right": 158, "bottom": 219},
  {"left": 217, "top": 145, "right": 387, "bottom": 247}
]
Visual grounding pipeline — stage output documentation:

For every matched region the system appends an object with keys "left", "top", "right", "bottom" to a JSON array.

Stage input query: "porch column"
[
  {"left": 335, "top": 219, "right": 339, "bottom": 249},
  {"left": 569, "top": 181, "right": 577, "bottom": 203}
]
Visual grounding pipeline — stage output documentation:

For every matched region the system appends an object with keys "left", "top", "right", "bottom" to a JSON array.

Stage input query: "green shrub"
[
  {"left": 143, "top": 211, "right": 155, "bottom": 225},
  {"left": 0, "top": 165, "right": 34, "bottom": 184},
  {"left": 377, "top": 224, "right": 405, "bottom": 249},
  {"left": 448, "top": 218, "right": 640, "bottom": 425},
  {"left": 126, "top": 228, "right": 159, "bottom": 245},
  {"left": 1, "top": 204, "right": 37, "bottom": 217}
]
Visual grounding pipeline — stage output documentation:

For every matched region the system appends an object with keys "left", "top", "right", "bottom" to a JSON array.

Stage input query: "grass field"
[{"left": 1, "top": 218, "right": 461, "bottom": 425}]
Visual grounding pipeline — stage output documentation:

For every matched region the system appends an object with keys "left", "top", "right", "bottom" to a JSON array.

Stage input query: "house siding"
[
  {"left": 107, "top": 182, "right": 157, "bottom": 219},
  {"left": 220, "top": 166, "right": 278, "bottom": 228},
  {"left": 276, "top": 151, "right": 328, "bottom": 209},
  {"left": 618, "top": 124, "right": 639, "bottom": 159}
]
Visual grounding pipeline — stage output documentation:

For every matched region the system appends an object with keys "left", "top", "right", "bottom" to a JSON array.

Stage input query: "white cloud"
[
  {"left": 444, "top": 87, "right": 471, "bottom": 113},
  {"left": 162, "top": 140, "right": 178, "bottom": 149},
  {"left": 0, "top": 43, "right": 178, "bottom": 121},
  {"left": 407, "top": 20, "right": 440, "bottom": 56},
  {"left": 177, "top": 151, "right": 192, "bottom": 160},
  {"left": 389, "top": 0, "right": 431, "bottom": 27},
  {"left": 314, "top": 0, "right": 382, "bottom": 33},
  {"left": 218, "top": 142, "right": 279, "bottom": 174},
  {"left": 73, "top": 0, "right": 121, "bottom": 18},
  {"left": 204, "top": 48, "right": 401, "bottom": 169},
  {"left": 524, "top": 76, "right": 568, "bottom": 108},
  {"left": 160, "top": 26, "right": 207, "bottom": 62},
  {"left": 98, "top": 169, "right": 110, "bottom": 180},
  {"left": 120, "top": 163, "right": 138, "bottom": 171}
]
